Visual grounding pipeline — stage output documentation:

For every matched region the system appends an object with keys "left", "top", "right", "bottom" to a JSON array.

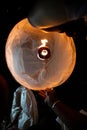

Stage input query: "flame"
[{"left": 41, "top": 39, "right": 48, "bottom": 46}]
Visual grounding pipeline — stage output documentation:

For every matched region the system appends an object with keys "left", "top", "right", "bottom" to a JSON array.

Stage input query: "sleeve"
[
  {"left": 10, "top": 87, "right": 22, "bottom": 122},
  {"left": 52, "top": 101, "right": 87, "bottom": 130}
]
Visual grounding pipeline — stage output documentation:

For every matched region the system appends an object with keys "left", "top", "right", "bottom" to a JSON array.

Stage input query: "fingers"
[
  {"left": 46, "top": 88, "right": 55, "bottom": 96},
  {"left": 38, "top": 88, "right": 55, "bottom": 100},
  {"left": 38, "top": 90, "right": 46, "bottom": 99}
]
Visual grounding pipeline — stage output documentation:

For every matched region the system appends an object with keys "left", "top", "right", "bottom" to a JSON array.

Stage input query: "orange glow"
[{"left": 5, "top": 18, "right": 76, "bottom": 90}]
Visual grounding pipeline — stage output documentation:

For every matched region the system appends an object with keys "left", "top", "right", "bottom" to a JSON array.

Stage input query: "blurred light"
[{"left": 37, "top": 40, "right": 51, "bottom": 60}]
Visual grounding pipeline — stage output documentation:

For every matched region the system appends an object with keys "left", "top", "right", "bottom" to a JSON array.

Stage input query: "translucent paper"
[{"left": 5, "top": 18, "right": 76, "bottom": 90}]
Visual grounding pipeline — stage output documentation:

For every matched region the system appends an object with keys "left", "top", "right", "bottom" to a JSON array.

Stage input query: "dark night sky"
[
  {"left": 0, "top": 1, "right": 35, "bottom": 85},
  {"left": 0, "top": 1, "right": 37, "bottom": 108},
  {"left": 0, "top": 0, "right": 87, "bottom": 113}
]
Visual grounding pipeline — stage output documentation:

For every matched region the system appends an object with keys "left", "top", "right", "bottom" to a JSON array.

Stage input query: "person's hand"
[
  {"left": 44, "top": 89, "right": 58, "bottom": 108},
  {"left": 38, "top": 89, "right": 58, "bottom": 108},
  {"left": 38, "top": 90, "right": 47, "bottom": 99}
]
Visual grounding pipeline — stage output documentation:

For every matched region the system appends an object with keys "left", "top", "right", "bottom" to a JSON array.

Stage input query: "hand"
[
  {"left": 38, "top": 89, "right": 58, "bottom": 107},
  {"left": 38, "top": 90, "right": 47, "bottom": 99},
  {"left": 44, "top": 89, "right": 58, "bottom": 108},
  {"left": 38, "top": 88, "right": 54, "bottom": 98}
]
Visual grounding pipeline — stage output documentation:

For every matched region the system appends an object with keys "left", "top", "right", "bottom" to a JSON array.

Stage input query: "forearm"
[{"left": 52, "top": 101, "right": 87, "bottom": 130}]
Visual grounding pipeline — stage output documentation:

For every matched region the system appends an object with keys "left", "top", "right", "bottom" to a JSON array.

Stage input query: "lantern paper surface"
[{"left": 5, "top": 18, "right": 76, "bottom": 90}]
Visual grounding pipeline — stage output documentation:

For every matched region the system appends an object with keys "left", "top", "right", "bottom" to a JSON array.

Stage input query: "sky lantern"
[{"left": 5, "top": 18, "right": 76, "bottom": 90}]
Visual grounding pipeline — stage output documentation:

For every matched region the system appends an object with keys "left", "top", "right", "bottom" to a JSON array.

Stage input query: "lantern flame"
[{"left": 41, "top": 39, "right": 48, "bottom": 46}]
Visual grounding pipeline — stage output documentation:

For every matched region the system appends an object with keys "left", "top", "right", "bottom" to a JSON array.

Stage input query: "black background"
[
  {"left": 0, "top": 1, "right": 38, "bottom": 116},
  {"left": 0, "top": 0, "right": 87, "bottom": 119}
]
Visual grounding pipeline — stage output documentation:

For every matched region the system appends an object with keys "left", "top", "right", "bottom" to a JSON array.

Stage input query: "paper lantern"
[{"left": 5, "top": 18, "right": 76, "bottom": 90}]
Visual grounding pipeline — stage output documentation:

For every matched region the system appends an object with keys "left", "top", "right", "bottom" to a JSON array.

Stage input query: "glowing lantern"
[{"left": 5, "top": 18, "right": 76, "bottom": 90}]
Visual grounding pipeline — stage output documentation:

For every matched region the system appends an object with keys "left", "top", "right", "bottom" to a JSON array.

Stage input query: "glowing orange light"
[{"left": 5, "top": 18, "right": 76, "bottom": 90}]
